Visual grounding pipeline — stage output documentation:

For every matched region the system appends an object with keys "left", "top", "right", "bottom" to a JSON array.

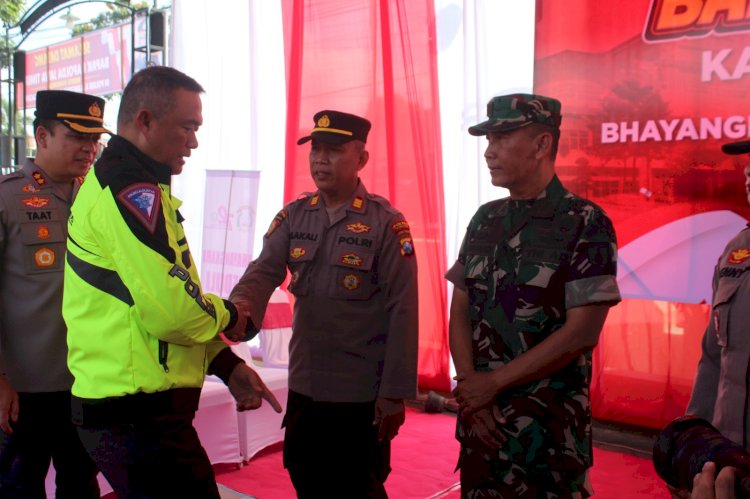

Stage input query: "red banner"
[
  {"left": 22, "top": 48, "right": 49, "bottom": 108},
  {"left": 47, "top": 38, "right": 84, "bottom": 92},
  {"left": 83, "top": 28, "right": 125, "bottom": 95},
  {"left": 534, "top": 0, "right": 750, "bottom": 429},
  {"left": 18, "top": 24, "right": 136, "bottom": 109}
]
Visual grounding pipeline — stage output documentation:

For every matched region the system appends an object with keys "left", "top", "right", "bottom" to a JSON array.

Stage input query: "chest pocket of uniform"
[
  {"left": 465, "top": 236, "right": 496, "bottom": 287},
  {"left": 287, "top": 242, "right": 319, "bottom": 297},
  {"left": 331, "top": 251, "right": 377, "bottom": 300},
  {"left": 712, "top": 278, "right": 741, "bottom": 348},
  {"left": 20, "top": 221, "right": 67, "bottom": 274},
  {"left": 517, "top": 245, "right": 571, "bottom": 289},
  {"left": 516, "top": 217, "right": 578, "bottom": 288}
]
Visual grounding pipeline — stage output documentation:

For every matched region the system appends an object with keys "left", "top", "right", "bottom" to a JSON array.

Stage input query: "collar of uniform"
[
  {"left": 107, "top": 135, "right": 173, "bottom": 185},
  {"left": 304, "top": 179, "right": 370, "bottom": 213},
  {"left": 530, "top": 175, "right": 566, "bottom": 219},
  {"left": 21, "top": 158, "right": 53, "bottom": 190},
  {"left": 346, "top": 179, "right": 368, "bottom": 213}
]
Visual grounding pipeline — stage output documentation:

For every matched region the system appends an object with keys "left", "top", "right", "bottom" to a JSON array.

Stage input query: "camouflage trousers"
[{"left": 457, "top": 449, "right": 593, "bottom": 499}]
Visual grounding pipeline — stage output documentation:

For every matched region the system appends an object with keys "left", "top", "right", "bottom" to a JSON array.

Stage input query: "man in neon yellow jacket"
[{"left": 63, "top": 66, "right": 281, "bottom": 498}]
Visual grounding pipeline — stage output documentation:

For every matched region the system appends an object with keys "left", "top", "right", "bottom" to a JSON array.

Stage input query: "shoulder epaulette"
[
  {"left": 0, "top": 171, "right": 25, "bottom": 184},
  {"left": 366, "top": 193, "right": 399, "bottom": 215}
]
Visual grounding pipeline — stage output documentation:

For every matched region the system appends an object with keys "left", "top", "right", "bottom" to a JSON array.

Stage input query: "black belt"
[{"left": 72, "top": 387, "right": 201, "bottom": 426}]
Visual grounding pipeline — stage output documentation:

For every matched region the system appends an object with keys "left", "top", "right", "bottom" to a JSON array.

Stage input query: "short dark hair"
[
  {"left": 117, "top": 66, "right": 204, "bottom": 129},
  {"left": 526, "top": 123, "right": 561, "bottom": 161},
  {"left": 33, "top": 118, "right": 60, "bottom": 135}
]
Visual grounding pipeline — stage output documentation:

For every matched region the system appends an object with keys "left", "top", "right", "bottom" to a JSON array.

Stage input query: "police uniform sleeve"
[
  {"left": 86, "top": 183, "right": 231, "bottom": 346},
  {"left": 376, "top": 212, "right": 419, "bottom": 400},
  {"left": 565, "top": 207, "right": 621, "bottom": 309},
  {"left": 229, "top": 208, "right": 291, "bottom": 327},
  {"left": 686, "top": 259, "right": 722, "bottom": 420}
]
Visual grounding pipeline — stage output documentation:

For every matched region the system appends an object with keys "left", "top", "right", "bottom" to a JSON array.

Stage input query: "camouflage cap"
[
  {"left": 468, "top": 93, "right": 562, "bottom": 136},
  {"left": 721, "top": 139, "right": 750, "bottom": 155}
]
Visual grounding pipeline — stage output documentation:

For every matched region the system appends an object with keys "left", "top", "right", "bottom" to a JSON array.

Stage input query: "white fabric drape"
[
  {"left": 170, "top": 0, "right": 287, "bottom": 261},
  {"left": 434, "top": 0, "right": 535, "bottom": 379},
  {"left": 435, "top": 0, "right": 535, "bottom": 274}
]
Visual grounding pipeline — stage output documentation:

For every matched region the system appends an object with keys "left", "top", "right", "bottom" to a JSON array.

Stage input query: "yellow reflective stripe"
[
  {"left": 64, "top": 120, "right": 111, "bottom": 134},
  {"left": 57, "top": 112, "right": 104, "bottom": 123},
  {"left": 310, "top": 127, "right": 352, "bottom": 136}
]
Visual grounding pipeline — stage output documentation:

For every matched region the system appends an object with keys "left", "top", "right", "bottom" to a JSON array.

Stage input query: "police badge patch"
[
  {"left": 728, "top": 248, "right": 750, "bottom": 264},
  {"left": 400, "top": 237, "right": 414, "bottom": 257},
  {"left": 343, "top": 273, "right": 361, "bottom": 290},
  {"left": 265, "top": 210, "right": 288, "bottom": 238},
  {"left": 117, "top": 183, "right": 161, "bottom": 233},
  {"left": 21, "top": 196, "right": 50, "bottom": 208}
]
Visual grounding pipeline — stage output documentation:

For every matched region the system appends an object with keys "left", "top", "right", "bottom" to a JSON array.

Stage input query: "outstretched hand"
[
  {"left": 227, "top": 363, "right": 283, "bottom": 413},
  {"left": 0, "top": 376, "right": 19, "bottom": 434}
]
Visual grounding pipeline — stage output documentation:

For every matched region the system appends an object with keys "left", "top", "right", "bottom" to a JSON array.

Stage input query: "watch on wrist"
[{"left": 223, "top": 299, "right": 238, "bottom": 331}]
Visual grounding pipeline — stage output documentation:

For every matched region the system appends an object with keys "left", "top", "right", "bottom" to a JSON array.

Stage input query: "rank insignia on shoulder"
[
  {"left": 265, "top": 210, "right": 288, "bottom": 238},
  {"left": 21, "top": 196, "right": 50, "bottom": 208},
  {"left": 77, "top": 175, "right": 86, "bottom": 185},
  {"left": 346, "top": 222, "right": 371, "bottom": 234},
  {"left": 391, "top": 220, "right": 410, "bottom": 236},
  {"left": 728, "top": 248, "right": 750, "bottom": 264},
  {"left": 290, "top": 247, "right": 307, "bottom": 259},
  {"left": 34, "top": 247, "right": 55, "bottom": 267},
  {"left": 117, "top": 183, "right": 161, "bottom": 234},
  {"left": 351, "top": 196, "right": 364, "bottom": 210},
  {"left": 343, "top": 273, "right": 361, "bottom": 290},
  {"left": 22, "top": 183, "right": 41, "bottom": 193},
  {"left": 32, "top": 171, "right": 47, "bottom": 186},
  {"left": 309, "top": 195, "right": 320, "bottom": 207},
  {"left": 400, "top": 237, "right": 414, "bottom": 257}
]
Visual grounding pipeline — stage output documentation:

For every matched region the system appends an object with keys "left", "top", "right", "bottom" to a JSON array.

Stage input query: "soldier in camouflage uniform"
[{"left": 445, "top": 94, "right": 621, "bottom": 498}]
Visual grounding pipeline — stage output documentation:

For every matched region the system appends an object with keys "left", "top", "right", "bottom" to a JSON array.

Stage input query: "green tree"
[
  {"left": 71, "top": 2, "right": 149, "bottom": 37},
  {"left": 0, "top": 0, "right": 25, "bottom": 26},
  {"left": 1, "top": 0, "right": 26, "bottom": 69}
]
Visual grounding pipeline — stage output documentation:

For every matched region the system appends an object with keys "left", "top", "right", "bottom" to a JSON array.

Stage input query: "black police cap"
[
  {"left": 722, "top": 139, "right": 750, "bottom": 155},
  {"left": 297, "top": 110, "right": 371, "bottom": 145},
  {"left": 35, "top": 90, "right": 112, "bottom": 135}
]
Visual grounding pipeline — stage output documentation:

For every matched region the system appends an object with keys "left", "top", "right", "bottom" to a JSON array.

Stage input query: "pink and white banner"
[{"left": 200, "top": 170, "right": 261, "bottom": 297}]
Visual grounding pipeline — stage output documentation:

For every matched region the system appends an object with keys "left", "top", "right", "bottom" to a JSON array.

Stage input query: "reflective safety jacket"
[{"left": 63, "top": 136, "right": 232, "bottom": 400}]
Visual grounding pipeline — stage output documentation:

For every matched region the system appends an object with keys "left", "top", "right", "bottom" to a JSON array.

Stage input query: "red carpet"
[{"left": 215, "top": 406, "right": 671, "bottom": 498}]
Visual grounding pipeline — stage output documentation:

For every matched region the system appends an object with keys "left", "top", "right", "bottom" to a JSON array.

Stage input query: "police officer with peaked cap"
[
  {"left": 687, "top": 138, "right": 750, "bottom": 456},
  {"left": 230, "top": 109, "right": 419, "bottom": 497},
  {"left": 0, "top": 90, "right": 109, "bottom": 497}
]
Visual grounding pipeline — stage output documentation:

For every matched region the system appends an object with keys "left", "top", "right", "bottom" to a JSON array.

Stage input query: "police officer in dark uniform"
[
  {"left": 0, "top": 90, "right": 110, "bottom": 498},
  {"left": 231, "top": 110, "right": 419, "bottom": 498}
]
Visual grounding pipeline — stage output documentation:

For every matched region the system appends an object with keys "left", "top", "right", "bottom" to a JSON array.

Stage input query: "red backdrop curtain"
[
  {"left": 281, "top": 0, "right": 450, "bottom": 391},
  {"left": 534, "top": 0, "right": 750, "bottom": 429}
]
